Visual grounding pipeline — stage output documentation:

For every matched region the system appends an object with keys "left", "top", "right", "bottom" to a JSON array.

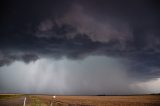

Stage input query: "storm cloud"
[{"left": 0, "top": 0, "right": 160, "bottom": 95}]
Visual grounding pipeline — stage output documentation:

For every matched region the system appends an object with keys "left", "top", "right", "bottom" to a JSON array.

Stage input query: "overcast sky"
[{"left": 0, "top": 0, "right": 160, "bottom": 95}]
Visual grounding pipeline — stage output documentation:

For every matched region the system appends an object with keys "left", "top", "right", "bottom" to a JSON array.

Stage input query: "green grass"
[
  {"left": 27, "top": 96, "right": 47, "bottom": 106},
  {"left": 0, "top": 94, "right": 23, "bottom": 99}
]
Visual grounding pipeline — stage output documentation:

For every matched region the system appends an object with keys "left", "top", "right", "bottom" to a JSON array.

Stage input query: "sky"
[{"left": 0, "top": 0, "right": 160, "bottom": 95}]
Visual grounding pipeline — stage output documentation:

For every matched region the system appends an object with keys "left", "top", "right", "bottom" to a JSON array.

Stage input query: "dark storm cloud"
[
  {"left": 0, "top": 52, "right": 38, "bottom": 66},
  {"left": 0, "top": 0, "right": 160, "bottom": 83}
]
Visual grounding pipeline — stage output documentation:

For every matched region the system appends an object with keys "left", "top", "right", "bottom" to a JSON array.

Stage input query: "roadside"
[{"left": 0, "top": 94, "right": 25, "bottom": 106}]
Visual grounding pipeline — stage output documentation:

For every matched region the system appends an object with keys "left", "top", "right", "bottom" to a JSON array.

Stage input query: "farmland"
[{"left": 0, "top": 94, "right": 160, "bottom": 106}]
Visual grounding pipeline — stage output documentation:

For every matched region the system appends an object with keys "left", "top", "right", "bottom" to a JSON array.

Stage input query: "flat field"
[{"left": 0, "top": 94, "right": 160, "bottom": 106}]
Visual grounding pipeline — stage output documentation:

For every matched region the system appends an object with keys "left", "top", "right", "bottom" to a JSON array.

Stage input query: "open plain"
[{"left": 0, "top": 94, "right": 160, "bottom": 106}]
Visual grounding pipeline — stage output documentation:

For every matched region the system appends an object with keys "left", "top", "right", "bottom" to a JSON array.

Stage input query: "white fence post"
[{"left": 23, "top": 97, "right": 26, "bottom": 106}]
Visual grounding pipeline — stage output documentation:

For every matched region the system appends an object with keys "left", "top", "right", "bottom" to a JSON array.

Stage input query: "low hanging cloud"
[{"left": 0, "top": 52, "right": 38, "bottom": 67}]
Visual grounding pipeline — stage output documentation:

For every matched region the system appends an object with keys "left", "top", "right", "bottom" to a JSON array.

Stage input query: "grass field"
[{"left": 0, "top": 94, "right": 160, "bottom": 106}]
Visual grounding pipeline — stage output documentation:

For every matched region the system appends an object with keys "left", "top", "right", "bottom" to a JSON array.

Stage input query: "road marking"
[{"left": 23, "top": 97, "right": 26, "bottom": 106}]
